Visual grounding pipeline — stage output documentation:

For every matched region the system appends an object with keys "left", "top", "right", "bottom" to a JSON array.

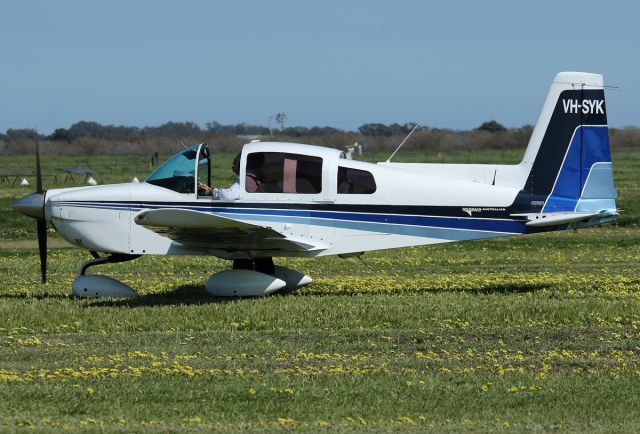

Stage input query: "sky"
[{"left": 1, "top": 0, "right": 639, "bottom": 134}]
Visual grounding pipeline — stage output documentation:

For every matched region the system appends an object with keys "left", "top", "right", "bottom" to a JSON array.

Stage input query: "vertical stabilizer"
[{"left": 518, "top": 72, "right": 616, "bottom": 216}]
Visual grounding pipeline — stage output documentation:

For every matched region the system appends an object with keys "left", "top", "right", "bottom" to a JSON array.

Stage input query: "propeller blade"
[
  {"left": 37, "top": 219, "right": 47, "bottom": 283},
  {"left": 35, "top": 140, "right": 43, "bottom": 194},
  {"left": 35, "top": 139, "right": 46, "bottom": 283}
]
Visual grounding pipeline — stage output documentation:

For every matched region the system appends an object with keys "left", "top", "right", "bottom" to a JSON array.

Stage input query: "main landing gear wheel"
[{"left": 205, "top": 257, "right": 312, "bottom": 297}]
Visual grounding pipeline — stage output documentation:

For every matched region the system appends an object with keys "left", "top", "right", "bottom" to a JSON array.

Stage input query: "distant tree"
[
  {"left": 49, "top": 128, "right": 71, "bottom": 142},
  {"left": 206, "top": 122, "right": 269, "bottom": 136},
  {"left": 358, "top": 123, "right": 393, "bottom": 137},
  {"left": 205, "top": 121, "right": 223, "bottom": 133},
  {"left": 232, "top": 123, "right": 249, "bottom": 135},
  {"left": 281, "top": 126, "right": 309, "bottom": 137},
  {"left": 477, "top": 120, "right": 507, "bottom": 133},
  {"left": 101, "top": 124, "right": 139, "bottom": 140},
  {"left": 241, "top": 124, "right": 270, "bottom": 135},
  {"left": 67, "top": 121, "right": 104, "bottom": 141},
  {"left": 141, "top": 121, "right": 202, "bottom": 138},
  {"left": 309, "top": 126, "right": 342, "bottom": 136},
  {"left": 6, "top": 128, "right": 42, "bottom": 141}
]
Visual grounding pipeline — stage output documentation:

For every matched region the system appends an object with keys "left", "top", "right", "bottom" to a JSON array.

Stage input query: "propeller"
[
  {"left": 11, "top": 140, "right": 47, "bottom": 283},
  {"left": 36, "top": 140, "right": 47, "bottom": 283}
]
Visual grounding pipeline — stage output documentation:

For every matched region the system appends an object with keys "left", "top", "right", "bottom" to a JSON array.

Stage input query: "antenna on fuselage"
[{"left": 385, "top": 122, "right": 421, "bottom": 163}]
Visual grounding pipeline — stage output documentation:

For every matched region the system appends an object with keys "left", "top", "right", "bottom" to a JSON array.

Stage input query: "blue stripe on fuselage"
[
  {"left": 217, "top": 208, "right": 524, "bottom": 234},
  {"left": 56, "top": 200, "right": 530, "bottom": 236}
]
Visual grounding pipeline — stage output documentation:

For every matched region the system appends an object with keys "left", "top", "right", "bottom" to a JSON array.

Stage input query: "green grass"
[{"left": 0, "top": 148, "right": 639, "bottom": 432}]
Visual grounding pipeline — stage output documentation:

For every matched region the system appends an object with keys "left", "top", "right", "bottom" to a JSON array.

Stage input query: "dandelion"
[{"left": 276, "top": 417, "right": 296, "bottom": 427}]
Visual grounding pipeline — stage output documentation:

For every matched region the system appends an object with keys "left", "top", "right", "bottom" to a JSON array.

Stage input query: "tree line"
[
  {"left": 0, "top": 120, "right": 511, "bottom": 143},
  {"left": 1, "top": 120, "right": 638, "bottom": 156}
]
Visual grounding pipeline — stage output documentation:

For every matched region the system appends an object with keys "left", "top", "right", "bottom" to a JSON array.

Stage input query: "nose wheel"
[{"left": 72, "top": 253, "right": 141, "bottom": 298}]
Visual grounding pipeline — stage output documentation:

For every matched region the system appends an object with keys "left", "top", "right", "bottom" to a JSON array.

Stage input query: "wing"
[{"left": 134, "top": 208, "right": 325, "bottom": 252}]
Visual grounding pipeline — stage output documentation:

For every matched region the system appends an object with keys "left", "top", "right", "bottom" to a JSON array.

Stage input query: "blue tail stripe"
[{"left": 543, "top": 126, "right": 610, "bottom": 212}]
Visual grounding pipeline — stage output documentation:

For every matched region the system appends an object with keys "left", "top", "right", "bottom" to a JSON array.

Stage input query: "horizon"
[{"left": 4, "top": 119, "right": 537, "bottom": 137}]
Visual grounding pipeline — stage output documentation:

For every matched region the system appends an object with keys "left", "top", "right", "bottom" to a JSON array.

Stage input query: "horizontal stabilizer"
[{"left": 512, "top": 210, "right": 618, "bottom": 227}]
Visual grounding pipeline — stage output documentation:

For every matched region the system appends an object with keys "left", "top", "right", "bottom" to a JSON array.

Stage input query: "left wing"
[{"left": 134, "top": 208, "right": 326, "bottom": 252}]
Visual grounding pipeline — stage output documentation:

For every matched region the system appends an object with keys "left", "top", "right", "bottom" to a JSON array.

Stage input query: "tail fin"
[{"left": 519, "top": 72, "right": 617, "bottom": 219}]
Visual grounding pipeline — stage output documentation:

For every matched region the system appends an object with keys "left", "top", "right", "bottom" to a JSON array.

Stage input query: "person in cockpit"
[{"left": 198, "top": 152, "right": 262, "bottom": 200}]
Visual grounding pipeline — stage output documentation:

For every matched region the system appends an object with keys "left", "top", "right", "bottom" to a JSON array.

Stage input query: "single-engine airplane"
[{"left": 12, "top": 72, "right": 619, "bottom": 298}]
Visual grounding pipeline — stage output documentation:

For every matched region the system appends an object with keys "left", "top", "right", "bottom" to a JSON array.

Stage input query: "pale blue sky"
[{"left": 1, "top": 0, "right": 638, "bottom": 134}]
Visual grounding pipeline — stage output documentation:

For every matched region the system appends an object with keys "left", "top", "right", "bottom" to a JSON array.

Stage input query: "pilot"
[{"left": 198, "top": 152, "right": 262, "bottom": 200}]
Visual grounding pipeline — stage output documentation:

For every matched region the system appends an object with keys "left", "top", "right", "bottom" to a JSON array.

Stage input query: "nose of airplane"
[{"left": 11, "top": 192, "right": 45, "bottom": 220}]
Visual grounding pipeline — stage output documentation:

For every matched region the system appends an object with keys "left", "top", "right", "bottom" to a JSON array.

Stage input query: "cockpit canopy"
[
  {"left": 145, "top": 141, "right": 377, "bottom": 199},
  {"left": 145, "top": 144, "right": 210, "bottom": 193}
]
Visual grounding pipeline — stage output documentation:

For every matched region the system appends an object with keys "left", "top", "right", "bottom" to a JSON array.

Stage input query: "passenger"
[{"left": 245, "top": 153, "right": 264, "bottom": 193}]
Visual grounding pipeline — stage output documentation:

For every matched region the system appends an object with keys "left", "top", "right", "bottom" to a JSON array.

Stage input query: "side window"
[
  {"left": 337, "top": 166, "right": 377, "bottom": 194},
  {"left": 246, "top": 152, "right": 323, "bottom": 194}
]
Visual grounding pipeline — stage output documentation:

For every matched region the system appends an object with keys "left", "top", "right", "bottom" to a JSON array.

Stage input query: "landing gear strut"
[
  {"left": 72, "top": 253, "right": 141, "bottom": 298},
  {"left": 80, "top": 252, "right": 141, "bottom": 275},
  {"left": 233, "top": 257, "right": 275, "bottom": 275}
]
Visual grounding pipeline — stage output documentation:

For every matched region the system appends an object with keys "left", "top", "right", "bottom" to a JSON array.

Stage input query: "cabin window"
[
  {"left": 246, "top": 152, "right": 323, "bottom": 194},
  {"left": 337, "top": 166, "right": 377, "bottom": 194}
]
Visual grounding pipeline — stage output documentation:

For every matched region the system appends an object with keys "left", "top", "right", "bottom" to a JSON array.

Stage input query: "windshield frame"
[{"left": 195, "top": 145, "right": 211, "bottom": 197}]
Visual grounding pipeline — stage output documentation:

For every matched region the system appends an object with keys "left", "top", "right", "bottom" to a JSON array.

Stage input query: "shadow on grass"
[
  {"left": 0, "top": 292, "right": 72, "bottom": 300},
  {"left": 0, "top": 281, "right": 548, "bottom": 307},
  {"left": 407, "top": 282, "right": 548, "bottom": 295},
  {"left": 98, "top": 281, "right": 547, "bottom": 305},
  {"left": 84, "top": 284, "right": 237, "bottom": 308},
  {"left": 455, "top": 282, "right": 547, "bottom": 295}
]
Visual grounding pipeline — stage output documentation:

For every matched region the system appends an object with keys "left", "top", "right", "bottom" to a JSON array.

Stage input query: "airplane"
[{"left": 12, "top": 72, "right": 619, "bottom": 298}]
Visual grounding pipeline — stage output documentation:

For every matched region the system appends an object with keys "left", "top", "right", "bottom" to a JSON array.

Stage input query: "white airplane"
[{"left": 12, "top": 72, "right": 619, "bottom": 298}]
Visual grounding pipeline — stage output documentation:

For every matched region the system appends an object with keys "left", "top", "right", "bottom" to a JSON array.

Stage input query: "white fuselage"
[{"left": 45, "top": 150, "right": 525, "bottom": 260}]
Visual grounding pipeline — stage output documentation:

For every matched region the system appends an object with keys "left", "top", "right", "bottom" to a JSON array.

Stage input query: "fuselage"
[{"left": 44, "top": 142, "right": 545, "bottom": 260}]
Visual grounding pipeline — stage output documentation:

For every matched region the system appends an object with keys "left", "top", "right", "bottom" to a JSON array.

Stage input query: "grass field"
[{"left": 0, "top": 146, "right": 639, "bottom": 432}]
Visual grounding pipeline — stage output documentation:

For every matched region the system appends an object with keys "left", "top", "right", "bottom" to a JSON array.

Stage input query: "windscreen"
[{"left": 145, "top": 145, "right": 199, "bottom": 193}]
